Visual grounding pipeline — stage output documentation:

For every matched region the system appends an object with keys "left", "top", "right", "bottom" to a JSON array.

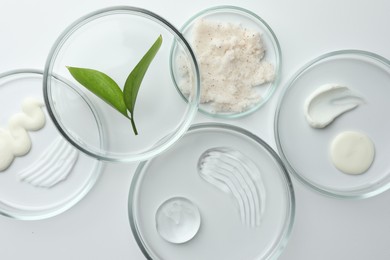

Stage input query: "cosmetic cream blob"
[
  {"left": 0, "top": 98, "right": 46, "bottom": 171},
  {"left": 330, "top": 131, "right": 375, "bottom": 175},
  {"left": 304, "top": 84, "right": 364, "bottom": 128}
]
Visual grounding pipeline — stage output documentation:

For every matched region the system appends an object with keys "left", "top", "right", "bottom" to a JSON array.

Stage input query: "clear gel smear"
[{"left": 197, "top": 147, "right": 266, "bottom": 227}]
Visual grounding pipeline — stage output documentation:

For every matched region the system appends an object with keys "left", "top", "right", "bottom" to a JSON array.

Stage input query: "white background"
[{"left": 1, "top": 0, "right": 390, "bottom": 259}]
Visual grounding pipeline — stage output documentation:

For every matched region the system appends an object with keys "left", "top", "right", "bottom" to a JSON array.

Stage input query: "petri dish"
[
  {"left": 44, "top": 6, "right": 200, "bottom": 162},
  {"left": 170, "top": 5, "right": 281, "bottom": 118},
  {"left": 275, "top": 50, "right": 390, "bottom": 199},
  {"left": 129, "top": 123, "right": 295, "bottom": 260},
  {"left": 0, "top": 69, "right": 102, "bottom": 220}
]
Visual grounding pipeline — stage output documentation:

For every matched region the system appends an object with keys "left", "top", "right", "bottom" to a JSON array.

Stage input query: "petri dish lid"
[
  {"left": 0, "top": 69, "right": 102, "bottom": 220},
  {"left": 170, "top": 5, "right": 281, "bottom": 119},
  {"left": 275, "top": 50, "right": 390, "bottom": 199},
  {"left": 43, "top": 6, "right": 200, "bottom": 162},
  {"left": 129, "top": 123, "right": 295, "bottom": 260}
]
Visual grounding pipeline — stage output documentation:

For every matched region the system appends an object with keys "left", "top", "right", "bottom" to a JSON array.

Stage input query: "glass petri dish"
[
  {"left": 275, "top": 50, "right": 390, "bottom": 199},
  {"left": 129, "top": 123, "right": 295, "bottom": 260},
  {"left": 0, "top": 70, "right": 102, "bottom": 220},
  {"left": 170, "top": 5, "right": 281, "bottom": 118},
  {"left": 44, "top": 6, "right": 200, "bottom": 162}
]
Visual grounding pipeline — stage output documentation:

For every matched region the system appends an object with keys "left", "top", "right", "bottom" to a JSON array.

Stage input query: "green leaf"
[
  {"left": 123, "top": 35, "right": 163, "bottom": 116},
  {"left": 66, "top": 35, "right": 163, "bottom": 136},
  {"left": 66, "top": 67, "right": 129, "bottom": 118}
]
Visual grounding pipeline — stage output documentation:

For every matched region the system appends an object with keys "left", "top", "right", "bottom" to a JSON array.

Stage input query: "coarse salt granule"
[{"left": 178, "top": 19, "right": 275, "bottom": 113}]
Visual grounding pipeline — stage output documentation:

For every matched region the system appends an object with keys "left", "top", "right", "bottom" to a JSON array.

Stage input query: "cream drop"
[
  {"left": 0, "top": 98, "right": 45, "bottom": 171},
  {"left": 304, "top": 84, "right": 364, "bottom": 128},
  {"left": 330, "top": 131, "right": 375, "bottom": 175}
]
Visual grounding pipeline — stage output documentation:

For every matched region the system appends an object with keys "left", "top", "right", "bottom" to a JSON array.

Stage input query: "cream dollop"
[
  {"left": 330, "top": 131, "right": 375, "bottom": 175},
  {"left": 304, "top": 84, "right": 364, "bottom": 128},
  {"left": 0, "top": 98, "right": 46, "bottom": 171}
]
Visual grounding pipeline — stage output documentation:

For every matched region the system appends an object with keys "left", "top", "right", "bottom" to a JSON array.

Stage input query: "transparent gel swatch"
[
  {"left": 155, "top": 197, "right": 201, "bottom": 244},
  {"left": 198, "top": 147, "right": 266, "bottom": 227}
]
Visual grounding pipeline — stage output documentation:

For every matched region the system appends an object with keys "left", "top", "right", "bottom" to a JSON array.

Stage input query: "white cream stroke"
[
  {"left": 18, "top": 137, "right": 79, "bottom": 188},
  {"left": 304, "top": 84, "right": 364, "bottom": 128},
  {"left": 0, "top": 98, "right": 46, "bottom": 171},
  {"left": 198, "top": 147, "right": 266, "bottom": 227}
]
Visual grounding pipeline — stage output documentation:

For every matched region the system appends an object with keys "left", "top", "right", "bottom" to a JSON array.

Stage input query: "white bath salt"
[{"left": 178, "top": 19, "right": 275, "bottom": 113}]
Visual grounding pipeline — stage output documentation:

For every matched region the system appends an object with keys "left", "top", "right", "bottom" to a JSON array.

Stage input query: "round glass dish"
[
  {"left": 129, "top": 123, "right": 295, "bottom": 260},
  {"left": 44, "top": 6, "right": 200, "bottom": 162},
  {"left": 0, "top": 69, "right": 102, "bottom": 220},
  {"left": 170, "top": 5, "right": 281, "bottom": 118},
  {"left": 275, "top": 50, "right": 390, "bottom": 199}
]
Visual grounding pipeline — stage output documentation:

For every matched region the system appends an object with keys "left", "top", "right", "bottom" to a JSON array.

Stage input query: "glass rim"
[
  {"left": 43, "top": 6, "right": 201, "bottom": 162},
  {"left": 128, "top": 122, "right": 296, "bottom": 260},
  {"left": 170, "top": 5, "right": 282, "bottom": 119},
  {"left": 274, "top": 49, "right": 390, "bottom": 199}
]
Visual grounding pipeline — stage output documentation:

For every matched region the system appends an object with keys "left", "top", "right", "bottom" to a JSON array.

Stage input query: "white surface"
[{"left": 0, "top": 0, "right": 389, "bottom": 259}]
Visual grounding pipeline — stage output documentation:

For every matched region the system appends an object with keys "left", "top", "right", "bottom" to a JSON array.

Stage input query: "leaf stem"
[{"left": 130, "top": 116, "right": 138, "bottom": 135}]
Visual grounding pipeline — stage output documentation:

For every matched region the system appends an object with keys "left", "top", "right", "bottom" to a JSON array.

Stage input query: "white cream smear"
[
  {"left": 0, "top": 98, "right": 45, "bottom": 171},
  {"left": 18, "top": 137, "right": 79, "bottom": 188},
  {"left": 330, "top": 131, "right": 375, "bottom": 175},
  {"left": 304, "top": 84, "right": 364, "bottom": 128},
  {"left": 198, "top": 147, "right": 265, "bottom": 227}
]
